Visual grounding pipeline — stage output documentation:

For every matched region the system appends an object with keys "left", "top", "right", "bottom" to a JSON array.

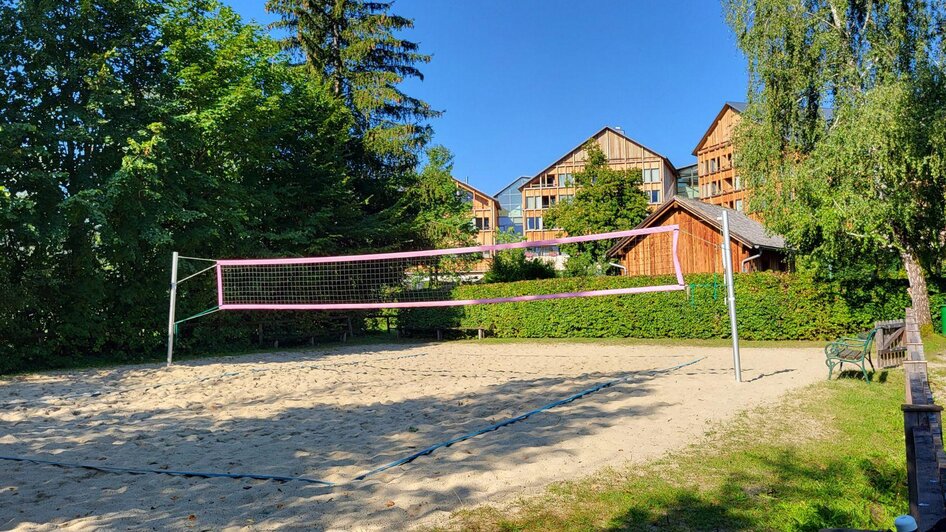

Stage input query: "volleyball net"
[{"left": 167, "top": 225, "right": 684, "bottom": 363}]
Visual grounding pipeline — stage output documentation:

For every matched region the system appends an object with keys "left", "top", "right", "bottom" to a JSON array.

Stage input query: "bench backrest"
[{"left": 862, "top": 328, "right": 878, "bottom": 350}]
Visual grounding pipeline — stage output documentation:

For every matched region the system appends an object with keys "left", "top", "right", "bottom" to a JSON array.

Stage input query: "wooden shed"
[{"left": 607, "top": 196, "right": 788, "bottom": 276}]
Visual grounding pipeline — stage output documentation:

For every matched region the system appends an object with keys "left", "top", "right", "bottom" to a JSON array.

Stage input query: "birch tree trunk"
[{"left": 902, "top": 250, "right": 932, "bottom": 327}]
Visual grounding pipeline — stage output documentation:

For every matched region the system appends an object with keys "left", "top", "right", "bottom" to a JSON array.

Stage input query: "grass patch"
[
  {"left": 441, "top": 372, "right": 909, "bottom": 531},
  {"left": 925, "top": 332, "right": 946, "bottom": 358}
]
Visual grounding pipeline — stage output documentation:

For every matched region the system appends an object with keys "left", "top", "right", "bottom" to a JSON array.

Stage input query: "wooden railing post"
[{"left": 901, "top": 307, "right": 946, "bottom": 530}]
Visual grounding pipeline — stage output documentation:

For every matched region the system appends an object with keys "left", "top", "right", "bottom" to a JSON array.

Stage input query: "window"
[
  {"left": 458, "top": 190, "right": 474, "bottom": 203},
  {"left": 648, "top": 190, "right": 660, "bottom": 204},
  {"left": 735, "top": 199, "right": 744, "bottom": 212},
  {"left": 734, "top": 175, "right": 742, "bottom": 190},
  {"left": 526, "top": 196, "right": 537, "bottom": 209},
  {"left": 559, "top": 194, "right": 574, "bottom": 203},
  {"left": 642, "top": 168, "right": 660, "bottom": 184},
  {"left": 561, "top": 173, "right": 575, "bottom": 186},
  {"left": 543, "top": 175, "right": 556, "bottom": 187},
  {"left": 541, "top": 195, "right": 556, "bottom": 209},
  {"left": 474, "top": 217, "right": 491, "bottom": 230},
  {"left": 527, "top": 217, "right": 543, "bottom": 230}
]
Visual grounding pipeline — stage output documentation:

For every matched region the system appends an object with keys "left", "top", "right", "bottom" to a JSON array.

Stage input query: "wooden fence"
[
  {"left": 902, "top": 307, "right": 946, "bottom": 530},
  {"left": 876, "top": 319, "right": 908, "bottom": 368}
]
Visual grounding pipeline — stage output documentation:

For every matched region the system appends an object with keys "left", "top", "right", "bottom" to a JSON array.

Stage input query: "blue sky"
[{"left": 227, "top": 1, "right": 748, "bottom": 194}]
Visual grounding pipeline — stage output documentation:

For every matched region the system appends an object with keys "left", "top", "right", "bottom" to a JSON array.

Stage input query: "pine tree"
[{"left": 266, "top": 0, "right": 439, "bottom": 157}]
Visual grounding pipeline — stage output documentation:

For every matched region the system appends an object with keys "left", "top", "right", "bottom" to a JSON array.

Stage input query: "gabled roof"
[
  {"left": 454, "top": 178, "right": 500, "bottom": 206},
  {"left": 495, "top": 176, "right": 531, "bottom": 197},
  {"left": 519, "top": 126, "right": 676, "bottom": 191},
  {"left": 607, "top": 195, "right": 786, "bottom": 257},
  {"left": 692, "top": 101, "right": 836, "bottom": 155},
  {"left": 692, "top": 101, "right": 746, "bottom": 155}
]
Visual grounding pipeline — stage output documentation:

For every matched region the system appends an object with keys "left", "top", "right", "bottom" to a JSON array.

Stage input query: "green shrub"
[
  {"left": 482, "top": 247, "right": 557, "bottom": 283},
  {"left": 399, "top": 272, "right": 917, "bottom": 340}
]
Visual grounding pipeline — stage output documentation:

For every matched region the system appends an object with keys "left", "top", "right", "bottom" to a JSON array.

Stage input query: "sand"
[{"left": 0, "top": 341, "right": 825, "bottom": 530}]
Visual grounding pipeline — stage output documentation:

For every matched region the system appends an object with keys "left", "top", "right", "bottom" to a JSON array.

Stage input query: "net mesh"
[{"left": 215, "top": 226, "right": 684, "bottom": 310}]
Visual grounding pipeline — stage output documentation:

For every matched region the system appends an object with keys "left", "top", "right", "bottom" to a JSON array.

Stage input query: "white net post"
[
  {"left": 719, "top": 212, "right": 742, "bottom": 382},
  {"left": 166, "top": 251, "right": 179, "bottom": 367}
]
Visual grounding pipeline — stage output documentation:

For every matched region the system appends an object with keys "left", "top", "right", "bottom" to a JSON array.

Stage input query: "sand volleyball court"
[{"left": 0, "top": 341, "right": 824, "bottom": 530}]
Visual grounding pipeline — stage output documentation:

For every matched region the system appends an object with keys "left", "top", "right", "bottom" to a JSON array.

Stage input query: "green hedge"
[{"left": 399, "top": 272, "right": 922, "bottom": 340}]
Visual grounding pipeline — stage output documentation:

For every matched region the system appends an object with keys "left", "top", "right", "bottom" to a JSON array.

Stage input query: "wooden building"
[
  {"left": 693, "top": 102, "right": 747, "bottom": 212},
  {"left": 607, "top": 196, "right": 787, "bottom": 276},
  {"left": 455, "top": 178, "right": 500, "bottom": 247},
  {"left": 518, "top": 127, "right": 678, "bottom": 243}
]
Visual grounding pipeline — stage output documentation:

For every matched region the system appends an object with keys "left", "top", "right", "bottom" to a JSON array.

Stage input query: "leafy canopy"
[
  {"left": 482, "top": 229, "right": 557, "bottom": 283},
  {"left": 726, "top": 0, "right": 946, "bottom": 323},
  {"left": 0, "top": 0, "right": 439, "bottom": 372},
  {"left": 404, "top": 145, "right": 476, "bottom": 249},
  {"left": 544, "top": 142, "right": 650, "bottom": 275}
]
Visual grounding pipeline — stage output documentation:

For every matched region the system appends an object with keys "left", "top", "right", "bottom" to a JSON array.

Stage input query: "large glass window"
[
  {"left": 496, "top": 176, "right": 529, "bottom": 234},
  {"left": 527, "top": 217, "right": 543, "bottom": 230},
  {"left": 642, "top": 168, "right": 661, "bottom": 183},
  {"left": 526, "top": 196, "right": 537, "bottom": 209}
]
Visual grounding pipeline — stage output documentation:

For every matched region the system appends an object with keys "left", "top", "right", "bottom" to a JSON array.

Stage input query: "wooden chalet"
[
  {"left": 518, "top": 127, "right": 678, "bottom": 243},
  {"left": 693, "top": 102, "right": 747, "bottom": 212},
  {"left": 454, "top": 178, "right": 500, "bottom": 247},
  {"left": 607, "top": 196, "right": 788, "bottom": 276}
]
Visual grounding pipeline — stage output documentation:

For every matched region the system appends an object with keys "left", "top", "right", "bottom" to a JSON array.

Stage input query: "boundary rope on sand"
[{"left": 0, "top": 356, "right": 705, "bottom": 487}]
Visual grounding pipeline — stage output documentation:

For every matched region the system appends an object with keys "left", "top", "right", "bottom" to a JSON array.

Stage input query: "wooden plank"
[
  {"left": 901, "top": 307, "right": 946, "bottom": 528},
  {"left": 911, "top": 427, "right": 946, "bottom": 528}
]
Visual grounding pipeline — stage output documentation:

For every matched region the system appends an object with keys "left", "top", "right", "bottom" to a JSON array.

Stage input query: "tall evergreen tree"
[
  {"left": 726, "top": 0, "right": 946, "bottom": 325},
  {"left": 266, "top": 0, "right": 438, "bottom": 135},
  {"left": 265, "top": 0, "right": 441, "bottom": 237}
]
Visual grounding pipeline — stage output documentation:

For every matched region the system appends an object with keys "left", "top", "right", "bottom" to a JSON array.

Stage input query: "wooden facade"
[
  {"left": 519, "top": 127, "right": 677, "bottom": 243},
  {"left": 608, "top": 197, "right": 787, "bottom": 276},
  {"left": 693, "top": 102, "right": 748, "bottom": 212},
  {"left": 455, "top": 179, "right": 499, "bottom": 247}
]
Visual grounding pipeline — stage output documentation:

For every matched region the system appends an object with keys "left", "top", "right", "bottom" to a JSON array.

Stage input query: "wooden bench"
[{"left": 825, "top": 329, "right": 877, "bottom": 382}]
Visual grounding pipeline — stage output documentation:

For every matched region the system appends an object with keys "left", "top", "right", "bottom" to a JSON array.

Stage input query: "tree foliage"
[
  {"left": 482, "top": 229, "right": 557, "bottom": 283},
  {"left": 403, "top": 145, "right": 476, "bottom": 249},
  {"left": 544, "top": 142, "right": 650, "bottom": 275},
  {"left": 265, "top": 0, "right": 440, "bottom": 210},
  {"left": 726, "top": 0, "right": 946, "bottom": 324},
  {"left": 0, "top": 0, "right": 441, "bottom": 372}
]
